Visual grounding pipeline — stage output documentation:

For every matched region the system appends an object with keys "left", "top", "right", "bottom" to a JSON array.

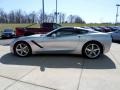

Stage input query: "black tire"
[
  {"left": 13, "top": 41, "right": 32, "bottom": 57},
  {"left": 82, "top": 42, "right": 103, "bottom": 59}
]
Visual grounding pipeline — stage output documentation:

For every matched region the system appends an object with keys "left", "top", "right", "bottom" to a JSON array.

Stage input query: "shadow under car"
[{"left": 0, "top": 53, "right": 116, "bottom": 71}]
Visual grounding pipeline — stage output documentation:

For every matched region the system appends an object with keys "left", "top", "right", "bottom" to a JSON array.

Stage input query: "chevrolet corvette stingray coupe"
[{"left": 10, "top": 27, "right": 112, "bottom": 59}]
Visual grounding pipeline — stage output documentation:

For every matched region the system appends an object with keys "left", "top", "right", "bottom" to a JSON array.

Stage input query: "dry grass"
[{"left": 0, "top": 23, "right": 119, "bottom": 31}]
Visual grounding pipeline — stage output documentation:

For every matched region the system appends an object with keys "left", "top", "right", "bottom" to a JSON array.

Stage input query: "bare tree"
[
  {"left": 8, "top": 10, "right": 15, "bottom": 23},
  {"left": 58, "top": 13, "right": 65, "bottom": 24},
  {"left": 0, "top": 9, "right": 85, "bottom": 24},
  {"left": 68, "top": 15, "right": 74, "bottom": 23},
  {"left": 38, "top": 10, "right": 43, "bottom": 23},
  {"left": 28, "top": 11, "right": 37, "bottom": 23},
  {"left": 15, "top": 10, "right": 23, "bottom": 23},
  {"left": 0, "top": 9, "right": 7, "bottom": 23},
  {"left": 67, "top": 15, "right": 85, "bottom": 24},
  {"left": 74, "top": 16, "right": 86, "bottom": 24}
]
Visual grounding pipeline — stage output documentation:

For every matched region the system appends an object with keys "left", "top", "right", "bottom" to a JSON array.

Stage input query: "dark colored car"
[
  {"left": 106, "top": 26, "right": 118, "bottom": 32},
  {"left": 1, "top": 29, "right": 15, "bottom": 39},
  {"left": 99, "top": 26, "right": 111, "bottom": 32},
  {"left": 91, "top": 26, "right": 104, "bottom": 32}
]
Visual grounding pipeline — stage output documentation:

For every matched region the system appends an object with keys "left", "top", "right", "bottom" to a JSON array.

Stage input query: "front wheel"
[
  {"left": 82, "top": 42, "right": 102, "bottom": 59},
  {"left": 13, "top": 42, "right": 32, "bottom": 57}
]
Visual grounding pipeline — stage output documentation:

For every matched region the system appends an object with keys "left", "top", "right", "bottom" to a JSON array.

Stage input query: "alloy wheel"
[
  {"left": 85, "top": 43, "right": 101, "bottom": 58},
  {"left": 15, "top": 43, "right": 30, "bottom": 57}
]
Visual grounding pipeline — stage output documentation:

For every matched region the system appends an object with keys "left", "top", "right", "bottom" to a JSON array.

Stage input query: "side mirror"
[{"left": 51, "top": 33, "right": 56, "bottom": 38}]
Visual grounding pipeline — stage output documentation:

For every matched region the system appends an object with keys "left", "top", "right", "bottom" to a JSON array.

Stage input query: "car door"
[{"left": 42, "top": 28, "right": 80, "bottom": 51}]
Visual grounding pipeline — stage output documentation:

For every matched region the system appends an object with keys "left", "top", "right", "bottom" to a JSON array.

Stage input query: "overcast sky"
[{"left": 0, "top": 0, "right": 120, "bottom": 23}]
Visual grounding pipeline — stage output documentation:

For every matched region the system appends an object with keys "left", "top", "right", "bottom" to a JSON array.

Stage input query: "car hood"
[
  {"left": 108, "top": 32, "right": 113, "bottom": 34},
  {"left": 15, "top": 34, "right": 46, "bottom": 41},
  {"left": 27, "top": 34, "right": 46, "bottom": 38}
]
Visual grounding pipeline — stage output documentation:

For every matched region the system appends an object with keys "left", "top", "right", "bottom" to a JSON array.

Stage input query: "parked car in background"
[
  {"left": 81, "top": 26, "right": 92, "bottom": 29},
  {"left": 107, "top": 26, "right": 118, "bottom": 32},
  {"left": 10, "top": 27, "right": 112, "bottom": 59},
  {"left": 1, "top": 29, "right": 15, "bottom": 39},
  {"left": 99, "top": 26, "right": 111, "bottom": 32},
  {"left": 15, "top": 23, "right": 61, "bottom": 37},
  {"left": 114, "top": 26, "right": 120, "bottom": 30},
  {"left": 90, "top": 26, "right": 104, "bottom": 32},
  {"left": 110, "top": 30, "right": 120, "bottom": 41}
]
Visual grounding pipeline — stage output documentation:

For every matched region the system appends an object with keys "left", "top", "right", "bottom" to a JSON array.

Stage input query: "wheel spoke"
[
  {"left": 86, "top": 48, "right": 92, "bottom": 52},
  {"left": 23, "top": 49, "right": 28, "bottom": 54},
  {"left": 91, "top": 44, "right": 94, "bottom": 50},
  {"left": 23, "top": 46, "right": 29, "bottom": 54},
  {"left": 19, "top": 50, "right": 23, "bottom": 55},
  {"left": 89, "top": 51, "right": 93, "bottom": 56},
  {"left": 18, "top": 44, "right": 22, "bottom": 49},
  {"left": 92, "top": 51, "right": 97, "bottom": 56},
  {"left": 93, "top": 48, "right": 100, "bottom": 52},
  {"left": 23, "top": 46, "right": 28, "bottom": 50},
  {"left": 16, "top": 48, "right": 22, "bottom": 51}
]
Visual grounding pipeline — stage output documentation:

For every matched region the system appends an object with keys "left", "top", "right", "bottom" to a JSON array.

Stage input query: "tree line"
[{"left": 0, "top": 9, "right": 86, "bottom": 24}]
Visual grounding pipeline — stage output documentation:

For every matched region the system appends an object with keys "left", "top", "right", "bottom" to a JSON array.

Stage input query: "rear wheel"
[
  {"left": 13, "top": 42, "right": 32, "bottom": 57},
  {"left": 82, "top": 42, "right": 102, "bottom": 59}
]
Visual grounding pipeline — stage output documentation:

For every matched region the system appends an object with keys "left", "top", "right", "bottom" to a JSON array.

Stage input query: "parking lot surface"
[{"left": 0, "top": 39, "right": 120, "bottom": 90}]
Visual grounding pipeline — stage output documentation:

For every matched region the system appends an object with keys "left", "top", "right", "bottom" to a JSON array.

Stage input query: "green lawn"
[
  {"left": 0, "top": 24, "right": 40, "bottom": 31},
  {"left": 0, "top": 23, "right": 119, "bottom": 31}
]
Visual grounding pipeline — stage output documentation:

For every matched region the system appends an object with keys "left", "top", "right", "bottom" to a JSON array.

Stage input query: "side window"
[
  {"left": 47, "top": 28, "right": 76, "bottom": 37},
  {"left": 75, "top": 29, "right": 88, "bottom": 34},
  {"left": 55, "top": 28, "right": 76, "bottom": 37}
]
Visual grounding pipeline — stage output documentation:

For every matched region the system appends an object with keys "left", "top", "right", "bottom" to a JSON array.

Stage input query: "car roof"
[{"left": 57, "top": 27, "right": 96, "bottom": 32}]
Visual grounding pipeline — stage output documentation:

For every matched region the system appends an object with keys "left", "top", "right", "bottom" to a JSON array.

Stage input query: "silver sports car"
[{"left": 10, "top": 27, "right": 112, "bottom": 59}]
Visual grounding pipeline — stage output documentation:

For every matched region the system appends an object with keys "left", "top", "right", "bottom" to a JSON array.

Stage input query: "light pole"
[
  {"left": 42, "top": 0, "right": 45, "bottom": 23},
  {"left": 115, "top": 4, "right": 120, "bottom": 25},
  {"left": 56, "top": 0, "right": 58, "bottom": 23}
]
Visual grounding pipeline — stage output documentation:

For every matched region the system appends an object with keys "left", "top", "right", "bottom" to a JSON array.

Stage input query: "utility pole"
[
  {"left": 56, "top": 0, "right": 58, "bottom": 23},
  {"left": 115, "top": 4, "right": 120, "bottom": 25},
  {"left": 42, "top": 0, "right": 45, "bottom": 23}
]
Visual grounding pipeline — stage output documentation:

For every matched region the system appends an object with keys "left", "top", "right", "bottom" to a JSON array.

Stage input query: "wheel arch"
[
  {"left": 13, "top": 41, "right": 32, "bottom": 55},
  {"left": 82, "top": 40, "right": 104, "bottom": 54}
]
